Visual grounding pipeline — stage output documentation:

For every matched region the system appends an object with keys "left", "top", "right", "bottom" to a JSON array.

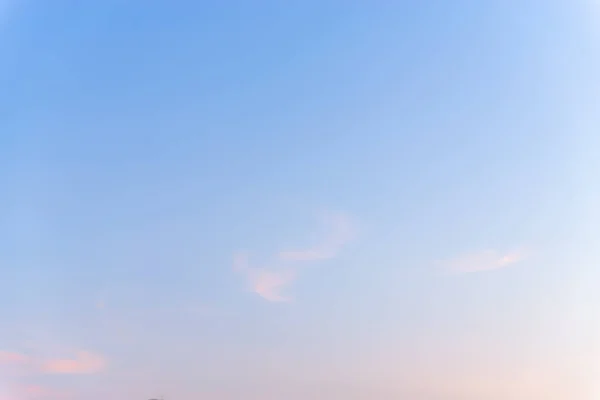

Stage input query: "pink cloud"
[
  {"left": 0, "top": 350, "right": 107, "bottom": 375},
  {"left": 234, "top": 253, "right": 295, "bottom": 302},
  {"left": 41, "top": 351, "right": 106, "bottom": 375},
  {"left": 278, "top": 212, "right": 356, "bottom": 262},
  {"left": 234, "top": 210, "right": 357, "bottom": 302},
  {"left": 0, "top": 351, "right": 30, "bottom": 366},
  {"left": 21, "top": 385, "right": 72, "bottom": 400},
  {"left": 249, "top": 268, "right": 296, "bottom": 302},
  {"left": 437, "top": 249, "right": 527, "bottom": 274}
]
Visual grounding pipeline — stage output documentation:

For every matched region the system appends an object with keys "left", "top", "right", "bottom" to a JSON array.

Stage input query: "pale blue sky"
[{"left": 1, "top": 1, "right": 600, "bottom": 399}]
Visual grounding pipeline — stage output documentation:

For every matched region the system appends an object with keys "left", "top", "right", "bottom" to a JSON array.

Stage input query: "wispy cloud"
[
  {"left": 234, "top": 253, "right": 295, "bottom": 302},
  {"left": 436, "top": 249, "right": 527, "bottom": 275},
  {"left": 278, "top": 212, "right": 356, "bottom": 262},
  {"left": 41, "top": 351, "right": 106, "bottom": 375},
  {"left": 0, "top": 350, "right": 107, "bottom": 375},
  {"left": 234, "top": 211, "right": 356, "bottom": 302},
  {"left": 0, "top": 351, "right": 30, "bottom": 365},
  {"left": 95, "top": 300, "right": 106, "bottom": 310},
  {"left": 248, "top": 267, "right": 296, "bottom": 303},
  {"left": 21, "top": 385, "right": 73, "bottom": 400}
]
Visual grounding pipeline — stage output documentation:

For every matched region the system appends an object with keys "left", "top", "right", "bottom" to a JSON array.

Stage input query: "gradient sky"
[{"left": 1, "top": 1, "right": 600, "bottom": 399}]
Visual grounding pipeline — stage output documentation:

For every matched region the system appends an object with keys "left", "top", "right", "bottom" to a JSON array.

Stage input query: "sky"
[{"left": 1, "top": 1, "right": 600, "bottom": 399}]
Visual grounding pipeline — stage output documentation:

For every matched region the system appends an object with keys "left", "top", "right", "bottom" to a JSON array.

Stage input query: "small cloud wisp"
[
  {"left": 41, "top": 351, "right": 107, "bottom": 375},
  {"left": 234, "top": 211, "right": 356, "bottom": 302},
  {"left": 21, "top": 385, "right": 73, "bottom": 400},
  {"left": 234, "top": 253, "right": 295, "bottom": 302},
  {"left": 437, "top": 249, "right": 527, "bottom": 275},
  {"left": 0, "top": 351, "right": 29, "bottom": 366},
  {"left": 0, "top": 350, "right": 107, "bottom": 376},
  {"left": 278, "top": 212, "right": 356, "bottom": 262}
]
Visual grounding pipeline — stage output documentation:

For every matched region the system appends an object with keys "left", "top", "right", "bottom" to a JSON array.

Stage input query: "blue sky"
[{"left": 1, "top": 1, "right": 600, "bottom": 399}]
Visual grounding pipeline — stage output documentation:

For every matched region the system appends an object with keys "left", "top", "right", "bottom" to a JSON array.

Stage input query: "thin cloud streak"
[
  {"left": 21, "top": 385, "right": 73, "bottom": 400},
  {"left": 0, "top": 350, "right": 107, "bottom": 375},
  {"left": 41, "top": 351, "right": 107, "bottom": 375},
  {"left": 436, "top": 249, "right": 527, "bottom": 275},
  {"left": 278, "top": 212, "right": 356, "bottom": 262}
]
